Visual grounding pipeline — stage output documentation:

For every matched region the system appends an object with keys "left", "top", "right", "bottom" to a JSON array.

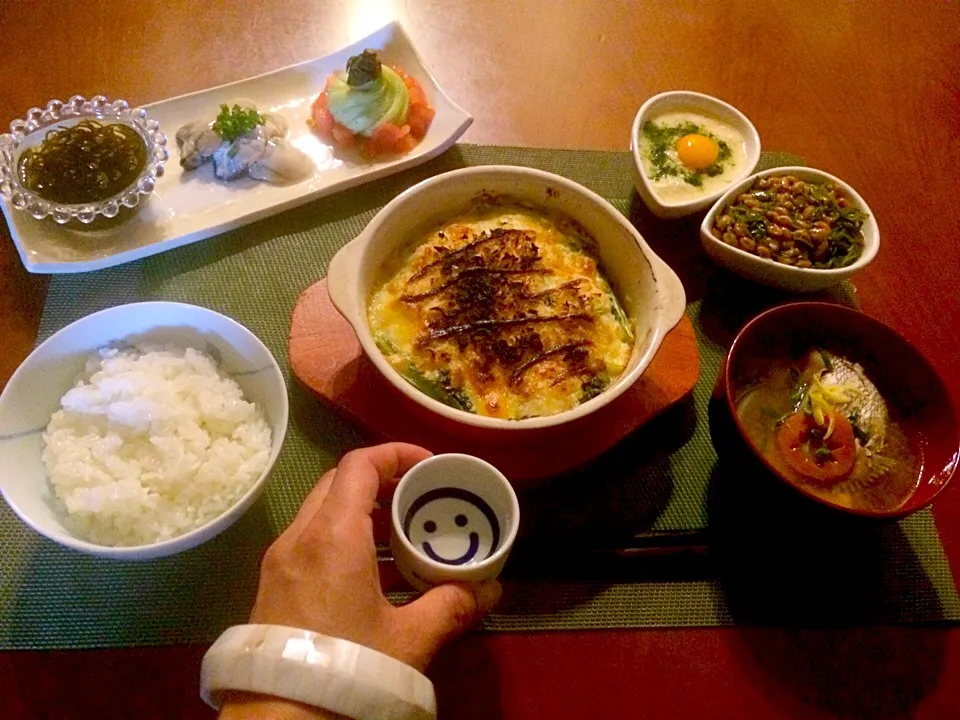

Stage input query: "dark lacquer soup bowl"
[{"left": 720, "top": 302, "right": 959, "bottom": 519}]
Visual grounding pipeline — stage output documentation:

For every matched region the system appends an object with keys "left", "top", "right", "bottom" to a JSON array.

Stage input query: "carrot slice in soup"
[{"left": 775, "top": 411, "right": 856, "bottom": 485}]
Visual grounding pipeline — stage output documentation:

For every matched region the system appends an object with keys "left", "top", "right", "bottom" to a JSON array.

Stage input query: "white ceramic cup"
[{"left": 390, "top": 454, "right": 520, "bottom": 591}]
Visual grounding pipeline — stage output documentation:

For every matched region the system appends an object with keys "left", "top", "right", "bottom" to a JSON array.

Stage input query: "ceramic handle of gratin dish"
[
  {"left": 653, "top": 256, "right": 687, "bottom": 332},
  {"left": 326, "top": 235, "right": 366, "bottom": 326}
]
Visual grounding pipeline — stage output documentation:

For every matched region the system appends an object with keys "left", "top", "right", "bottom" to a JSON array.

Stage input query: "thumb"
[{"left": 393, "top": 580, "right": 502, "bottom": 669}]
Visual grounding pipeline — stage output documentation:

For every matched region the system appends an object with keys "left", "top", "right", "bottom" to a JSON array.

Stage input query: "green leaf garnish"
[
  {"left": 789, "top": 381, "right": 809, "bottom": 409},
  {"left": 641, "top": 120, "right": 733, "bottom": 187},
  {"left": 817, "top": 348, "right": 834, "bottom": 372},
  {"left": 212, "top": 104, "right": 264, "bottom": 142},
  {"left": 345, "top": 49, "right": 383, "bottom": 87},
  {"left": 606, "top": 286, "right": 632, "bottom": 339},
  {"left": 761, "top": 406, "right": 782, "bottom": 420},
  {"left": 403, "top": 367, "right": 472, "bottom": 412},
  {"left": 374, "top": 332, "right": 398, "bottom": 355},
  {"left": 849, "top": 412, "right": 870, "bottom": 443},
  {"left": 580, "top": 375, "right": 609, "bottom": 403}
]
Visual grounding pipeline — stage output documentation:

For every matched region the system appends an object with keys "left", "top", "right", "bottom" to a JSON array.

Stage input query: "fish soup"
[{"left": 735, "top": 348, "right": 921, "bottom": 513}]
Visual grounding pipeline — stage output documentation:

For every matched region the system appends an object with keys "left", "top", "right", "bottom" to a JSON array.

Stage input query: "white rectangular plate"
[{"left": 1, "top": 22, "right": 472, "bottom": 274}]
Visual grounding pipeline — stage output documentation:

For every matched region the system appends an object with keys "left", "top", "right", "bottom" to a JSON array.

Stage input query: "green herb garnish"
[
  {"left": 403, "top": 367, "right": 472, "bottom": 412},
  {"left": 817, "top": 206, "right": 869, "bottom": 269},
  {"left": 848, "top": 411, "right": 871, "bottom": 443},
  {"left": 345, "top": 49, "right": 383, "bottom": 87},
  {"left": 436, "top": 369, "right": 474, "bottom": 413},
  {"left": 212, "top": 104, "right": 264, "bottom": 142},
  {"left": 580, "top": 375, "right": 609, "bottom": 403},
  {"left": 761, "top": 406, "right": 782, "bottom": 420},
  {"left": 641, "top": 120, "right": 734, "bottom": 187},
  {"left": 374, "top": 333, "right": 398, "bottom": 355},
  {"left": 817, "top": 348, "right": 834, "bottom": 372},
  {"left": 789, "top": 381, "right": 809, "bottom": 409},
  {"left": 605, "top": 286, "right": 632, "bottom": 339},
  {"left": 814, "top": 447, "right": 833, "bottom": 461},
  {"left": 702, "top": 141, "right": 732, "bottom": 177},
  {"left": 730, "top": 205, "right": 769, "bottom": 240}
]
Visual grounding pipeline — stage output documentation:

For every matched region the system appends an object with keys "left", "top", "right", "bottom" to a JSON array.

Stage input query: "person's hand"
[
  {"left": 248, "top": 442, "right": 502, "bottom": 671},
  {"left": 219, "top": 443, "right": 503, "bottom": 719}
]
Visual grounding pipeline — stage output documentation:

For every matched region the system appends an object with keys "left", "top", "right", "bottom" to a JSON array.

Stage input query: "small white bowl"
[
  {"left": 0, "top": 302, "right": 288, "bottom": 560},
  {"left": 699, "top": 166, "right": 879, "bottom": 292},
  {"left": 630, "top": 91, "right": 761, "bottom": 219},
  {"left": 326, "top": 165, "right": 687, "bottom": 431}
]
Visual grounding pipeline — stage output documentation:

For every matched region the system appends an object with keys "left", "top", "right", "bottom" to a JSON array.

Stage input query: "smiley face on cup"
[
  {"left": 391, "top": 454, "right": 519, "bottom": 591},
  {"left": 404, "top": 488, "right": 501, "bottom": 566}
]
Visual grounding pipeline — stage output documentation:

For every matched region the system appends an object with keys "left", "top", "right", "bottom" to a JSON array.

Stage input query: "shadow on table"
[
  {"left": 705, "top": 392, "right": 949, "bottom": 718},
  {"left": 626, "top": 194, "right": 711, "bottom": 298},
  {"left": 626, "top": 194, "right": 858, "bottom": 334},
  {"left": 289, "top": 376, "right": 365, "bottom": 453},
  {"left": 501, "top": 396, "right": 699, "bottom": 593},
  {"left": 730, "top": 626, "right": 947, "bottom": 719}
]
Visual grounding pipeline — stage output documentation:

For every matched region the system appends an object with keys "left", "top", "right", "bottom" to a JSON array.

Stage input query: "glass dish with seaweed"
[{"left": 0, "top": 95, "right": 167, "bottom": 225}]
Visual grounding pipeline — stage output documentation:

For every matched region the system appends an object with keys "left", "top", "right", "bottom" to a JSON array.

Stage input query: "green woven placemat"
[{"left": 1, "top": 146, "right": 957, "bottom": 648}]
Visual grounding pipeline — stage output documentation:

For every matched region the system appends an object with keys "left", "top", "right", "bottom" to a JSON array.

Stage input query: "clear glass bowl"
[{"left": 0, "top": 95, "right": 168, "bottom": 224}]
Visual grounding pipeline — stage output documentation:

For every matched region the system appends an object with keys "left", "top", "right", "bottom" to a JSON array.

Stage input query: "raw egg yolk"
[{"left": 675, "top": 134, "right": 719, "bottom": 171}]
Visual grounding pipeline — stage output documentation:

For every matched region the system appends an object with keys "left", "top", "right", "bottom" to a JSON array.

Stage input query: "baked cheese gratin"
[{"left": 367, "top": 198, "right": 635, "bottom": 420}]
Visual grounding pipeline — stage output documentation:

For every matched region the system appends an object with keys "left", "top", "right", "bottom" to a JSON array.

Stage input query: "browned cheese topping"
[{"left": 368, "top": 204, "right": 634, "bottom": 419}]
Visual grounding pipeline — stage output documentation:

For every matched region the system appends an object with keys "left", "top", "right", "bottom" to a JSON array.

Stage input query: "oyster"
[
  {"left": 175, "top": 120, "right": 222, "bottom": 170},
  {"left": 176, "top": 102, "right": 314, "bottom": 184}
]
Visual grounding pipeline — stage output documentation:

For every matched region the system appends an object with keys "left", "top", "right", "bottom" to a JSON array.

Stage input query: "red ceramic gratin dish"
[{"left": 723, "top": 302, "right": 959, "bottom": 519}]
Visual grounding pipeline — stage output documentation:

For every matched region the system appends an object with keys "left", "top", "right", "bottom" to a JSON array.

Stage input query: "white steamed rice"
[{"left": 41, "top": 344, "right": 272, "bottom": 547}]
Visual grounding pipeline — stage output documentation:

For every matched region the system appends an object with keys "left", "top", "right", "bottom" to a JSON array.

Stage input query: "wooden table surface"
[{"left": 2, "top": 1, "right": 960, "bottom": 718}]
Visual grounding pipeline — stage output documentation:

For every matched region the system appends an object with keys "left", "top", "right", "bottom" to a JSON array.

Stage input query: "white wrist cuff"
[{"left": 200, "top": 624, "right": 437, "bottom": 720}]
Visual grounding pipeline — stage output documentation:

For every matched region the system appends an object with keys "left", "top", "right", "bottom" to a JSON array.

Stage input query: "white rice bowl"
[{"left": 41, "top": 343, "right": 272, "bottom": 547}]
